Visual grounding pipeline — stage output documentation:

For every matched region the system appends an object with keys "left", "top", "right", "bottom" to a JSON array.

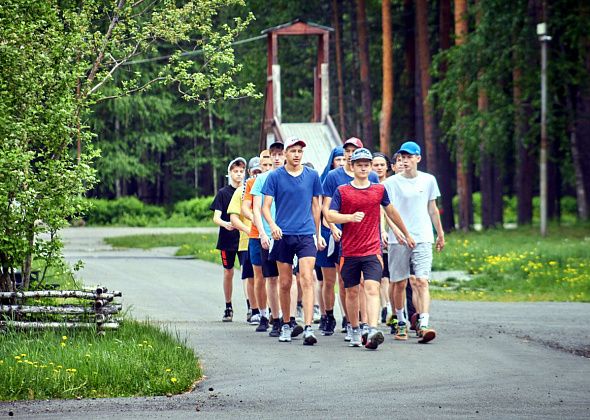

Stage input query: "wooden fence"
[{"left": 0, "top": 286, "right": 122, "bottom": 332}]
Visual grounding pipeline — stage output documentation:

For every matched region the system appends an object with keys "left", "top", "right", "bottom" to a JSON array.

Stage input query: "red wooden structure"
[{"left": 259, "top": 20, "right": 338, "bottom": 151}]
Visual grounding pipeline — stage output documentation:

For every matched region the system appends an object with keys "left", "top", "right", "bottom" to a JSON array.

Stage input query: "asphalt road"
[{"left": 2, "top": 227, "right": 589, "bottom": 419}]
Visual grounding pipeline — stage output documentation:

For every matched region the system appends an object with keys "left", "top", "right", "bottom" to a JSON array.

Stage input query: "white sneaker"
[
  {"left": 303, "top": 326, "right": 317, "bottom": 346},
  {"left": 344, "top": 324, "right": 352, "bottom": 342},
  {"left": 249, "top": 313, "right": 261, "bottom": 325},
  {"left": 349, "top": 328, "right": 362, "bottom": 347},
  {"left": 279, "top": 324, "right": 292, "bottom": 342},
  {"left": 313, "top": 305, "right": 321, "bottom": 323}
]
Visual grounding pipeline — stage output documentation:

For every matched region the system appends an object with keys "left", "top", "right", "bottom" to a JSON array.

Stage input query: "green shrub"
[
  {"left": 172, "top": 196, "right": 214, "bottom": 222},
  {"left": 84, "top": 197, "right": 166, "bottom": 225}
]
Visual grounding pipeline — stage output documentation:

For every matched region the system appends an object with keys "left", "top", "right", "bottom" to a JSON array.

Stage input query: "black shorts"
[
  {"left": 382, "top": 252, "right": 390, "bottom": 279},
  {"left": 261, "top": 246, "right": 279, "bottom": 278},
  {"left": 340, "top": 255, "right": 383, "bottom": 289},
  {"left": 220, "top": 250, "right": 238, "bottom": 269},
  {"left": 239, "top": 250, "right": 254, "bottom": 280}
]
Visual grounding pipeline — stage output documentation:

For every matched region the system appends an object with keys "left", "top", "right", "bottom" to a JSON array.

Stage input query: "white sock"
[
  {"left": 260, "top": 308, "right": 268, "bottom": 318},
  {"left": 419, "top": 313, "right": 429, "bottom": 327},
  {"left": 395, "top": 308, "right": 406, "bottom": 324}
]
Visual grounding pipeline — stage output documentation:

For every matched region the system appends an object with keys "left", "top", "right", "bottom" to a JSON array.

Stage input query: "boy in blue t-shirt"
[{"left": 262, "top": 137, "right": 324, "bottom": 345}]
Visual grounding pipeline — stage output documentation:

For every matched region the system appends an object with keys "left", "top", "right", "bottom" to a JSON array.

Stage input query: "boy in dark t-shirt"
[
  {"left": 210, "top": 157, "right": 246, "bottom": 322},
  {"left": 327, "top": 148, "right": 414, "bottom": 350}
]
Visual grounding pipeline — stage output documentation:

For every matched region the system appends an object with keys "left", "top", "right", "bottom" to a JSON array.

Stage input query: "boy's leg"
[
  {"left": 277, "top": 262, "right": 293, "bottom": 324},
  {"left": 298, "top": 256, "right": 317, "bottom": 327},
  {"left": 363, "top": 279, "right": 381, "bottom": 328}
]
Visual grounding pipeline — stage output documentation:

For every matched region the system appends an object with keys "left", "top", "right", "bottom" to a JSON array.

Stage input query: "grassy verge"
[
  {"left": 0, "top": 320, "right": 201, "bottom": 401},
  {"left": 105, "top": 233, "right": 220, "bottom": 264},
  {"left": 105, "top": 223, "right": 590, "bottom": 302},
  {"left": 430, "top": 223, "right": 590, "bottom": 302}
]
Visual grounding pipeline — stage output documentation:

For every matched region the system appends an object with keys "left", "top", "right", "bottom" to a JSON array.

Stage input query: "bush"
[
  {"left": 173, "top": 197, "right": 214, "bottom": 222},
  {"left": 84, "top": 197, "right": 166, "bottom": 226}
]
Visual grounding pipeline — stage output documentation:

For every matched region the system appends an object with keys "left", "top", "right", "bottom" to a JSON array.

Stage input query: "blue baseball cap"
[
  {"left": 397, "top": 141, "right": 421, "bottom": 155},
  {"left": 350, "top": 148, "right": 373, "bottom": 162}
]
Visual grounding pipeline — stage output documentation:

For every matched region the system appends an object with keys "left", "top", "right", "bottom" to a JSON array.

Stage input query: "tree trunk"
[
  {"left": 332, "top": 0, "right": 347, "bottom": 138},
  {"left": 493, "top": 165, "right": 504, "bottom": 226},
  {"left": 416, "top": 0, "right": 437, "bottom": 175},
  {"left": 356, "top": 0, "right": 373, "bottom": 147},
  {"left": 454, "top": 0, "right": 472, "bottom": 231},
  {"left": 569, "top": 36, "right": 590, "bottom": 220},
  {"left": 477, "top": 2, "right": 494, "bottom": 229},
  {"left": 380, "top": 0, "right": 393, "bottom": 155},
  {"left": 348, "top": 0, "right": 361, "bottom": 136},
  {"left": 437, "top": 0, "right": 455, "bottom": 232},
  {"left": 513, "top": 62, "right": 535, "bottom": 225},
  {"left": 403, "top": 0, "right": 416, "bottom": 141}
]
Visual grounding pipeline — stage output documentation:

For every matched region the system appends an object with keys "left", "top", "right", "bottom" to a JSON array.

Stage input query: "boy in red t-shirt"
[{"left": 327, "top": 148, "right": 415, "bottom": 349}]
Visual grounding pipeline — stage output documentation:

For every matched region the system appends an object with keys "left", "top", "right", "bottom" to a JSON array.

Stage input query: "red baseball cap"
[{"left": 343, "top": 137, "right": 363, "bottom": 149}]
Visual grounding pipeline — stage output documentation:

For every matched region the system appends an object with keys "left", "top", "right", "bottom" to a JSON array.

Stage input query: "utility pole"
[{"left": 537, "top": 22, "right": 551, "bottom": 237}]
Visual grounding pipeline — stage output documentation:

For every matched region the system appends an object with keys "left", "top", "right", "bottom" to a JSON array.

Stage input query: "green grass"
[
  {"left": 0, "top": 320, "right": 201, "bottom": 401},
  {"left": 105, "top": 233, "right": 220, "bottom": 264},
  {"left": 105, "top": 223, "right": 590, "bottom": 302},
  {"left": 431, "top": 223, "right": 590, "bottom": 302}
]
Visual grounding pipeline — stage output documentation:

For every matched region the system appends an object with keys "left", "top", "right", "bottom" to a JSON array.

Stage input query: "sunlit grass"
[
  {"left": 105, "top": 233, "right": 220, "bottom": 264},
  {"left": 0, "top": 321, "right": 201, "bottom": 401},
  {"left": 431, "top": 223, "right": 590, "bottom": 302}
]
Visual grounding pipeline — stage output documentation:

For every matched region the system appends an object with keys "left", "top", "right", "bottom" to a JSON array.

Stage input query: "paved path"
[{"left": 3, "top": 227, "right": 590, "bottom": 419}]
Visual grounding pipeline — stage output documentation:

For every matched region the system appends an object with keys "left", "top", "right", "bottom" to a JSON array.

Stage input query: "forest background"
[{"left": 89, "top": 0, "right": 590, "bottom": 233}]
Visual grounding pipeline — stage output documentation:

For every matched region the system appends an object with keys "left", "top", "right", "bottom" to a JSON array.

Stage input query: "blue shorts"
[
  {"left": 270, "top": 234, "right": 317, "bottom": 264},
  {"left": 315, "top": 225, "right": 339, "bottom": 268},
  {"left": 249, "top": 238, "right": 278, "bottom": 278},
  {"left": 239, "top": 250, "right": 254, "bottom": 280}
]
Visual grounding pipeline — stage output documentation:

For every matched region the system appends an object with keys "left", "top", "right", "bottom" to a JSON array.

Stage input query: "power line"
[{"left": 123, "top": 34, "right": 266, "bottom": 66}]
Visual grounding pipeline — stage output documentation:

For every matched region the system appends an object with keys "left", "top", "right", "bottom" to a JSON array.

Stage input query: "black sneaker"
[
  {"left": 222, "top": 308, "right": 233, "bottom": 322},
  {"left": 255, "top": 316, "right": 269, "bottom": 332},
  {"left": 318, "top": 315, "right": 327, "bottom": 332},
  {"left": 322, "top": 316, "right": 336, "bottom": 336},
  {"left": 341, "top": 316, "right": 348, "bottom": 333},
  {"left": 290, "top": 320, "right": 304, "bottom": 338},
  {"left": 269, "top": 318, "right": 281, "bottom": 337}
]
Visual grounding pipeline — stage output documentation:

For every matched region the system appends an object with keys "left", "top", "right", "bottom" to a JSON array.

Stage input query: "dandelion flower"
[
  {"left": 165, "top": 368, "right": 172, "bottom": 372},
  {"left": 62, "top": 336, "right": 67, "bottom": 341},
  {"left": 171, "top": 377, "right": 177, "bottom": 383}
]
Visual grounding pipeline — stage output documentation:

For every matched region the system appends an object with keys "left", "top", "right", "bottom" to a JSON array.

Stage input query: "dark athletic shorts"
[
  {"left": 382, "top": 252, "right": 390, "bottom": 279},
  {"left": 315, "top": 225, "right": 339, "bottom": 268},
  {"left": 239, "top": 250, "right": 254, "bottom": 280},
  {"left": 270, "top": 234, "right": 317, "bottom": 264},
  {"left": 220, "top": 250, "right": 238, "bottom": 270},
  {"left": 340, "top": 255, "right": 383, "bottom": 289},
  {"left": 260, "top": 246, "right": 279, "bottom": 278}
]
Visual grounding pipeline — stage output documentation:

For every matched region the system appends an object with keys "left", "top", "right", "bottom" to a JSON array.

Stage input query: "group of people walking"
[{"left": 210, "top": 136, "right": 445, "bottom": 350}]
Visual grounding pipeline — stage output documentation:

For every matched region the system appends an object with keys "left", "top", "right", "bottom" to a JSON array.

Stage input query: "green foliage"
[
  {"left": 432, "top": 224, "right": 590, "bottom": 302},
  {"left": 84, "top": 197, "right": 166, "bottom": 226},
  {"left": 83, "top": 197, "right": 215, "bottom": 226},
  {"left": 173, "top": 197, "right": 215, "bottom": 222},
  {"left": 0, "top": 0, "right": 258, "bottom": 291},
  {"left": 0, "top": 0, "right": 97, "bottom": 290},
  {"left": 0, "top": 321, "right": 201, "bottom": 400}
]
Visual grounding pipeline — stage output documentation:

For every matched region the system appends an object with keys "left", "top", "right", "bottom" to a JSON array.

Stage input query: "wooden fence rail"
[{"left": 0, "top": 286, "right": 122, "bottom": 332}]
